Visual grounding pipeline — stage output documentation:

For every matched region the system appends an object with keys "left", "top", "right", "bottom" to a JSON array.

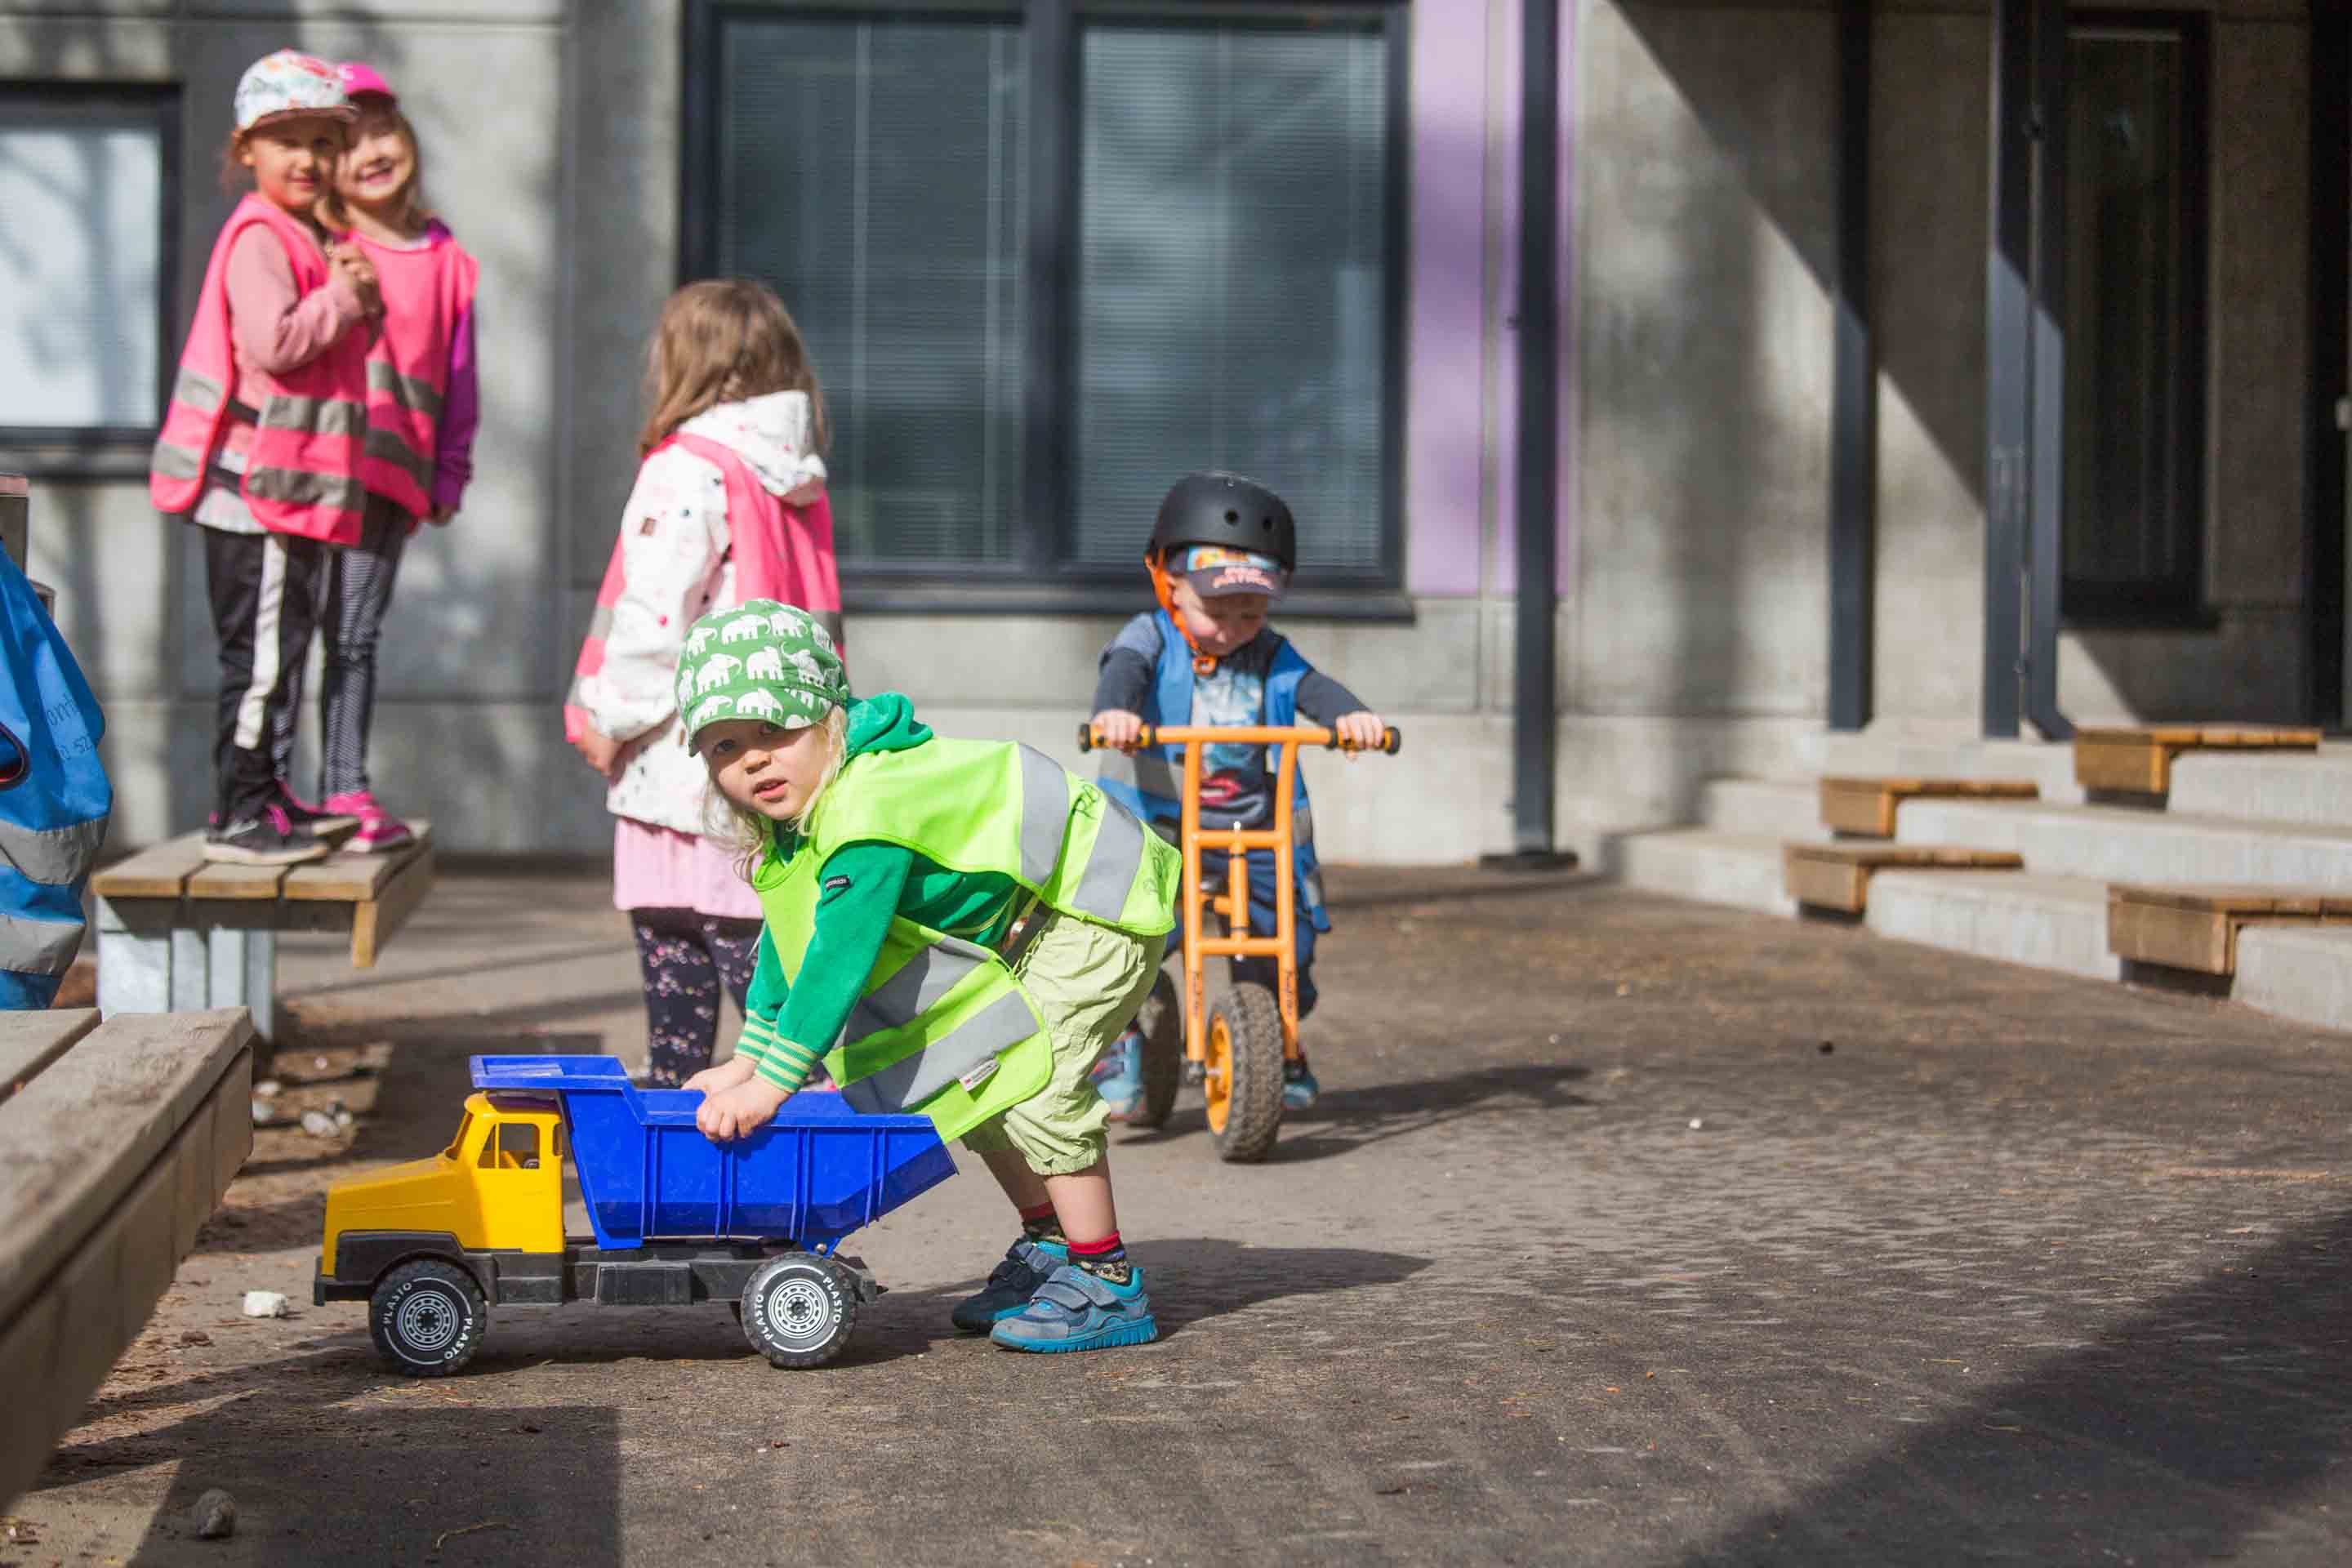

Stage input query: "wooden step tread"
[
  {"left": 2074, "top": 727, "right": 2323, "bottom": 797},
  {"left": 1818, "top": 776, "right": 2039, "bottom": 838},
  {"left": 92, "top": 826, "right": 434, "bottom": 972},
  {"left": 2107, "top": 880, "right": 2352, "bottom": 976},
  {"left": 1784, "top": 844, "right": 2025, "bottom": 914}
]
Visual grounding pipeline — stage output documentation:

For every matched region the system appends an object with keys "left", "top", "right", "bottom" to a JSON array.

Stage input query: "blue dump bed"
[{"left": 470, "top": 1055, "right": 954, "bottom": 1250}]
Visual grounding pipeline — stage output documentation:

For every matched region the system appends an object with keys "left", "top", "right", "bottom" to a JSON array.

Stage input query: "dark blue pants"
[{"left": 1170, "top": 844, "right": 1320, "bottom": 1020}]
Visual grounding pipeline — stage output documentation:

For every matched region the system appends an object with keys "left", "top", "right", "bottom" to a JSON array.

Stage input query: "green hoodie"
[{"left": 733, "top": 693, "right": 1027, "bottom": 1094}]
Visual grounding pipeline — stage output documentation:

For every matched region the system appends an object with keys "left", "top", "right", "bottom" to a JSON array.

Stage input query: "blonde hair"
[
  {"left": 640, "top": 278, "right": 828, "bottom": 459},
  {"left": 710, "top": 706, "right": 852, "bottom": 882},
  {"left": 320, "top": 100, "right": 434, "bottom": 235}
]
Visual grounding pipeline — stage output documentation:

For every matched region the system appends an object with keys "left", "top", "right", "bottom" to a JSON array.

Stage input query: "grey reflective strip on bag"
[
  {"left": 172, "top": 367, "right": 226, "bottom": 414},
  {"left": 0, "top": 816, "right": 107, "bottom": 886},
  {"left": 1015, "top": 746, "right": 1068, "bottom": 888},
  {"left": 368, "top": 360, "right": 444, "bottom": 419},
  {"left": 840, "top": 991, "right": 1039, "bottom": 1115},
  {"left": 257, "top": 394, "right": 368, "bottom": 438},
  {"left": 1072, "top": 794, "right": 1147, "bottom": 922},
  {"left": 243, "top": 467, "right": 368, "bottom": 512},
  {"left": 1096, "top": 744, "right": 1179, "bottom": 800},
  {"left": 364, "top": 427, "right": 434, "bottom": 490},
  {"left": 841, "top": 934, "right": 993, "bottom": 1043},
  {"left": 152, "top": 440, "right": 206, "bottom": 482},
  {"left": 0, "top": 911, "right": 84, "bottom": 978}
]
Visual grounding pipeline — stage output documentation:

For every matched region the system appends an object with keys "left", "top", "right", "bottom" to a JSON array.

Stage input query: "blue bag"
[{"left": 0, "top": 550, "right": 110, "bottom": 1009}]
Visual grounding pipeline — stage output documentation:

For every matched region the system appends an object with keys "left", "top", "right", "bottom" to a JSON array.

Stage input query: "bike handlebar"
[{"left": 1078, "top": 722, "right": 1402, "bottom": 757}]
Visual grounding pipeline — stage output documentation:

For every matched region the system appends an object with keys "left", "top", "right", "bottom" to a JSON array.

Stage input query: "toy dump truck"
[{"left": 314, "top": 1055, "right": 953, "bottom": 1373}]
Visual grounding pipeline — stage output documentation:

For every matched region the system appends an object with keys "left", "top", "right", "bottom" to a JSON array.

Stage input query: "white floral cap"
[{"left": 234, "top": 50, "right": 355, "bottom": 132}]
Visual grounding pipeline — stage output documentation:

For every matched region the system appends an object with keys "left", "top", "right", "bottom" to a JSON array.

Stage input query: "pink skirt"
[{"left": 611, "top": 817, "right": 762, "bottom": 920}]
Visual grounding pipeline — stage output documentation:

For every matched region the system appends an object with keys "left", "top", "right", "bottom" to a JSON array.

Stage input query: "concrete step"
[
  {"left": 1863, "top": 871, "right": 2120, "bottom": 982},
  {"left": 2168, "top": 750, "right": 2352, "bottom": 827},
  {"left": 1698, "top": 778, "right": 1830, "bottom": 842},
  {"left": 2236, "top": 924, "right": 2352, "bottom": 1036},
  {"left": 1610, "top": 828, "right": 1793, "bottom": 918},
  {"left": 1803, "top": 734, "right": 2083, "bottom": 804},
  {"left": 1894, "top": 797, "right": 2352, "bottom": 894}
]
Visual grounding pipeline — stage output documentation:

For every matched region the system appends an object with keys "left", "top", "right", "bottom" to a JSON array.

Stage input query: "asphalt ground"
[{"left": 11, "top": 866, "right": 2352, "bottom": 1566}]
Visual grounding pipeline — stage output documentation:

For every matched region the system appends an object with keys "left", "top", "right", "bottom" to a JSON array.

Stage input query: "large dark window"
[
  {"left": 0, "top": 84, "right": 180, "bottom": 478},
  {"left": 684, "top": 2, "right": 1404, "bottom": 608},
  {"left": 2061, "top": 15, "right": 2209, "bottom": 626}
]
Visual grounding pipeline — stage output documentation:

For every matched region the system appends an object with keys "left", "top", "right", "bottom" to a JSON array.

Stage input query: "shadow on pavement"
[
  {"left": 1683, "top": 1205, "right": 2352, "bottom": 1565},
  {"left": 1116, "top": 1062, "right": 1593, "bottom": 1165}
]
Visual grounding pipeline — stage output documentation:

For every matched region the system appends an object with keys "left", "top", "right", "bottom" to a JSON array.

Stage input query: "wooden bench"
[
  {"left": 2107, "top": 884, "right": 2352, "bottom": 977},
  {"left": 2074, "top": 725, "right": 2322, "bottom": 799},
  {"left": 0, "top": 1008, "right": 252, "bottom": 1507},
  {"left": 1784, "top": 843, "right": 2025, "bottom": 915},
  {"left": 91, "top": 827, "right": 434, "bottom": 1040},
  {"left": 1818, "top": 776, "right": 2040, "bottom": 839}
]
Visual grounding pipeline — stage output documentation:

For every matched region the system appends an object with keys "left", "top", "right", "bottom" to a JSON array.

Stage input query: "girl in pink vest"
[
  {"left": 566, "top": 279, "right": 840, "bottom": 1086},
  {"left": 270, "top": 64, "right": 482, "bottom": 853},
  {"left": 149, "top": 49, "right": 380, "bottom": 866}
]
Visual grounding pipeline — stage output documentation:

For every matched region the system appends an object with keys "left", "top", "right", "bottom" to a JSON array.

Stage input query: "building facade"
[{"left": 2, "top": 0, "right": 2341, "bottom": 862}]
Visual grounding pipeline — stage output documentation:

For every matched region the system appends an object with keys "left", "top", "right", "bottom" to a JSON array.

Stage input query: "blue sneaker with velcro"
[
  {"left": 950, "top": 1236, "right": 1070, "bottom": 1331},
  {"left": 989, "top": 1263, "right": 1157, "bottom": 1352}
]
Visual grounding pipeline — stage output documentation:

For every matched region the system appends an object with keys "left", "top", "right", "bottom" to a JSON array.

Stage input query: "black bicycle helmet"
[{"left": 1148, "top": 470, "right": 1296, "bottom": 575}]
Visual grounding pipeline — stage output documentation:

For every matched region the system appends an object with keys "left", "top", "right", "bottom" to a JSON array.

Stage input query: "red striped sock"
[
  {"left": 1018, "top": 1202, "right": 1062, "bottom": 1244},
  {"left": 1068, "top": 1231, "right": 1125, "bottom": 1264}
]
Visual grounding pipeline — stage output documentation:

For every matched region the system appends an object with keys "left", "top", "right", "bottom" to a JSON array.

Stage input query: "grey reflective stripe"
[
  {"left": 364, "top": 426, "right": 434, "bottom": 489},
  {"left": 1072, "top": 795, "right": 1147, "bottom": 921},
  {"left": 839, "top": 991, "right": 1038, "bottom": 1113},
  {"left": 0, "top": 815, "right": 107, "bottom": 886},
  {"left": 172, "top": 367, "right": 225, "bottom": 414},
  {"left": 1294, "top": 804, "right": 1316, "bottom": 854},
  {"left": 368, "top": 359, "right": 444, "bottom": 419},
  {"left": 257, "top": 394, "right": 368, "bottom": 438},
  {"left": 0, "top": 911, "right": 83, "bottom": 978},
  {"left": 243, "top": 466, "right": 367, "bottom": 512},
  {"left": 843, "top": 934, "right": 992, "bottom": 1042},
  {"left": 151, "top": 439, "right": 205, "bottom": 482},
  {"left": 1015, "top": 746, "right": 1068, "bottom": 888},
  {"left": 1098, "top": 744, "right": 1179, "bottom": 800}
]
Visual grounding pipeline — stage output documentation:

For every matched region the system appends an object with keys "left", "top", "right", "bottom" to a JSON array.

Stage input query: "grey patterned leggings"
[
  {"left": 273, "top": 497, "right": 408, "bottom": 800},
  {"left": 630, "top": 909, "right": 764, "bottom": 1086}
]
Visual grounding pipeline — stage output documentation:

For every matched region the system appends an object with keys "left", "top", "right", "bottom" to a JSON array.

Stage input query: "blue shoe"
[
  {"left": 1089, "top": 1028, "right": 1146, "bottom": 1121},
  {"left": 1283, "top": 1055, "right": 1321, "bottom": 1111},
  {"left": 991, "top": 1263, "right": 1157, "bottom": 1352},
  {"left": 949, "top": 1237, "right": 1070, "bottom": 1331}
]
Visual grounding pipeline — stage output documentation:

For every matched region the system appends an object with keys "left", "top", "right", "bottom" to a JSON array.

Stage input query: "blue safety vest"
[
  {"left": 0, "top": 550, "right": 110, "bottom": 1009},
  {"left": 1094, "top": 611, "right": 1330, "bottom": 933}
]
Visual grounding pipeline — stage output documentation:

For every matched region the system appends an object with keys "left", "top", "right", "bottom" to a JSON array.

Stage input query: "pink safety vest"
[
  {"left": 565, "top": 432, "right": 844, "bottom": 742},
  {"left": 349, "top": 223, "right": 479, "bottom": 521},
  {"left": 149, "top": 194, "right": 368, "bottom": 545}
]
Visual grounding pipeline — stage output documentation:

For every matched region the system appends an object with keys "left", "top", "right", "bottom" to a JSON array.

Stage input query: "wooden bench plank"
[
  {"left": 281, "top": 825, "right": 430, "bottom": 903},
  {"left": 2107, "top": 881, "right": 2352, "bottom": 975},
  {"left": 183, "top": 862, "right": 290, "bottom": 902},
  {"left": 0, "top": 1009, "right": 100, "bottom": 1098},
  {"left": 1818, "top": 777, "right": 2039, "bottom": 839},
  {"left": 353, "top": 845, "right": 436, "bottom": 969},
  {"left": 0, "top": 1009, "right": 252, "bottom": 1334},
  {"left": 2074, "top": 726, "right": 2323, "bottom": 797},
  {"left": 1784, "top": 844, "right": 2025, "bottom": 914},
  {"left": 89, "top": 834, "right": 210, "bottom": 901}
]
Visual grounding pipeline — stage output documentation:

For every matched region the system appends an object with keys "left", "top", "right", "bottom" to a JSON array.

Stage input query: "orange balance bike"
[{"left": 1079, "top": 720, "right": 1401, "bottom": 1161}]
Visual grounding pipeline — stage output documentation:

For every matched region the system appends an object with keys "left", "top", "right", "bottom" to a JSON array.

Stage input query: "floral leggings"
[{"left": 629, "top": 908, "right": 763, "bottom": 1086}]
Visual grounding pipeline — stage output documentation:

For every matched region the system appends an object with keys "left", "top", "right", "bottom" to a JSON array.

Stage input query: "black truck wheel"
[
  {"left": 370, "top": 1259, "right": 488, "bottom": 1375},
  {"left": 1205, "top": 982, "right": 1285, "bottom": 1164},
  {"left": 742, "top": 1254, "right": 858, "bottom": 1369},
  {"left": 1129, "top": 969, "right": 1183, "bottom": 1130}
]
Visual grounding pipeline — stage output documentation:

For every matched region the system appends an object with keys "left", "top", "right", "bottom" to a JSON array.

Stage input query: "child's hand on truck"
[
  {"left": 683, "top": 1055, "right": 759, "bottom": 1097},
  {"left": 697, "top": 1077, "right": 790, "bottom": 1142}
]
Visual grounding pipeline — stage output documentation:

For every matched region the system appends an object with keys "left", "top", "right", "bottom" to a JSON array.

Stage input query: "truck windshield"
[{"left": 443, "top": 1111, "right": 471, "bottom": 1160}]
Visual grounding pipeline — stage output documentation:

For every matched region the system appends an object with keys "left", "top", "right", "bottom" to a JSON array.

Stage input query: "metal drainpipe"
[{"left": 1487, "top": 0, "right": 1575, "bottom": 871}]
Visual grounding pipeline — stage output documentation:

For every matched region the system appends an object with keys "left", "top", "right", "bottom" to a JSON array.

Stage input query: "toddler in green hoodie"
[{"left": 677, "top": 601, "right": 1178, "bottom": 1352}]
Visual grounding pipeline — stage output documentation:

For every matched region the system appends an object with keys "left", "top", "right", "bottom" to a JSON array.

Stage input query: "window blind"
[{"left": 1071, "top": 24, "right": 1389, "bottom": 575}]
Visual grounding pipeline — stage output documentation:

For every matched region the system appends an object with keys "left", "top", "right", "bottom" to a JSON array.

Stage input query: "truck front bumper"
[{"left": 314, "top": 1264, "right": 371, "bottom": 1306}]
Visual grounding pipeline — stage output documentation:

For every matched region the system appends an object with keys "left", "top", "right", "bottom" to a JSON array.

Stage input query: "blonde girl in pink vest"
[
  {"left": 264, "top": 63, "right": 482, "bottom": 853},
  {"left": 566, "top": 279, "right": 840, "bottom": 1086},
  {"left": 149, "top": 50, "right": 380, "bottom": 866}
]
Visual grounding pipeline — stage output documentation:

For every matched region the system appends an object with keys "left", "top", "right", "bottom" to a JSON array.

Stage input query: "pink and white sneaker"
[{"left": 323, "top": 790, "right": 415, "bottom": 853}]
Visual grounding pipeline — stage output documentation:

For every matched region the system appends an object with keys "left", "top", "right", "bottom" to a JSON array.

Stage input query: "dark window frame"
[
  {"left": 0, "top": 81, "right": 182, "bottom": 483},
  {"left": 679, "top": 0, "right": 1412, "bottom": 619},
  {"left": 2058, "top": 9, "right": 2212, "bottom": 631}
]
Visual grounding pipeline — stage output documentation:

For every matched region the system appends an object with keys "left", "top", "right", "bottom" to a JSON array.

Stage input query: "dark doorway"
[{"left": 2309, "top": 1, "right": 2349, "bottom": 728}]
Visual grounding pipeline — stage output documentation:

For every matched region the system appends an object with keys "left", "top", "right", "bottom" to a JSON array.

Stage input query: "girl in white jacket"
[{"left": 568, "top": 280, "right": 839, "bottom": 1085}]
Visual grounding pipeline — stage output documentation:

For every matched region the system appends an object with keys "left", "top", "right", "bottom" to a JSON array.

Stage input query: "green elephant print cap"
[{"left": 675, "top": 599, "right": 851, "bottom": 754}]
